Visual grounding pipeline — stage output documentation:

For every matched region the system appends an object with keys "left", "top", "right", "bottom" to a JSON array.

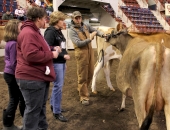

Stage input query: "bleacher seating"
[
  {"left": 158, "top": 0, "right": 170, "bottom": 8},
  {"left": 120, "top": 6, "right": 164, "bottom": 33},
  {"left": 101, "top": 4, "right": 124, "bottom": 23},
  {"left": 101, "top": 4, "right": 115, "bottom": 18},
  {"left": 0, "top": 0, "right": 18, "bottom": 18},
  {"left": 160, "top": 11, "right": 170, "bottom": 26},
  {"left": 122, "top": 0, "right": 140, "bottom": 8},
  {"left": 0, "top": 20, "right": 8, "bottom": 26}
]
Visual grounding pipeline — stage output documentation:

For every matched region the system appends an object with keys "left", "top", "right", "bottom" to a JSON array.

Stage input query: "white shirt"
[
  {"left": 35, "top": 0, "right": 41, "bottom": 6},
  {"left": 15, "top": 9, "right": 25, "bottom": 16}
]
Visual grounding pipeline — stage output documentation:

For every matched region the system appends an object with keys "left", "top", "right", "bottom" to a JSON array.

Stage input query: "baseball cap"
[{"left": 72, "top": 11, "right": 82, "bottom": 18}]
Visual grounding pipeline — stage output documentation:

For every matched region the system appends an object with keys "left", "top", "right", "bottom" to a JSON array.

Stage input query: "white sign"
[{"left": 165, "top": 3, "right": 170, "bottom": 16}]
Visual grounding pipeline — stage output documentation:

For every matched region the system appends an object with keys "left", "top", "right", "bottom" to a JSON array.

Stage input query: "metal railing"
[{"left": 0, "top": 20, "right": 8, "bottom": 26}]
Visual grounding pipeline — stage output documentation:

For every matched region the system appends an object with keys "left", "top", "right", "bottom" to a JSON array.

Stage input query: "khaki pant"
[{"left": 75, "top": 48, "right": 94, "bottom": 101}]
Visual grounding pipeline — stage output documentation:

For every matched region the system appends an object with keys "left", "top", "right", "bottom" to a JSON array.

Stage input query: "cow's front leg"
[
  {"left": 103, "top": 61, "right": 115, "bottom": 91},
  {"left": 164, "top": 104, "right": 170, "bottom": 130},
  {"left": 91, "top": 61, "right": 103, "bottom": 94}
]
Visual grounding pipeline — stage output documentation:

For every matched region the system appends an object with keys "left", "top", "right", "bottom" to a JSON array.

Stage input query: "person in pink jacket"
[{"left": 15, "top": 7, "right": 61, "bottom": 130}]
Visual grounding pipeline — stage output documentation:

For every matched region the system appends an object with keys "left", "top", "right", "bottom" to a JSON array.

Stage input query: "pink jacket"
[{"left": 15, "top": 20, "right": 56, "bottom": 82}]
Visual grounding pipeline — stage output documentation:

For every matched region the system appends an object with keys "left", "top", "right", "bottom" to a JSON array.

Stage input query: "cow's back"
[{"left": 129, "top": 32, "right": 170, "bottom": 48}]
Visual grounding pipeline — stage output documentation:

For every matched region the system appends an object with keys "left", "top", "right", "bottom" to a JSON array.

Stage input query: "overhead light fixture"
[
  {"left": 90, "top": 18, "right": 98, "bottom": 21},
  {"left": 66, "top": 13, "right": 72, "bottom": 16}
]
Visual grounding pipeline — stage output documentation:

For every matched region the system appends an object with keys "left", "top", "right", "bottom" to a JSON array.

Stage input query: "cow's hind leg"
[
  {"left": 161, "top": 48, "right": 170, "bottom": 130},
  {"left": 164, "top": 105, "right": 170, "bottom": 130},
  {"left": 103, "top": 61, "right": 115, "bottom": 91},
  {"left": 118, "top": 94, "right": 126, "bottom": 111},
  {"left": 91, "top": 61, "right": 103, "bottom": 94},
  {"left": 135, "top": 46, "right": 156, "bottom": 128}
]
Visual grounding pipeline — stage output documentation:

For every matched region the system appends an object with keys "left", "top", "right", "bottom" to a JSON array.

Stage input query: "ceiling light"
[
  {"left": 66, "top": 13, "right": 72, "bottom": 16},
  {"left": 90, "top": 18, "right": 98, "bottom": 21}
]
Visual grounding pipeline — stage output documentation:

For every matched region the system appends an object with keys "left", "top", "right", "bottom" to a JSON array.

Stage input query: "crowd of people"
[
  {"left": 2, "top": 6, "right": 26, "bottom": 21},
  {"left": 2, "top": 6, "right": 107, "bottom": 130},
  {"left": 1, "top": 1, "right": 53, "bottom": 21}
]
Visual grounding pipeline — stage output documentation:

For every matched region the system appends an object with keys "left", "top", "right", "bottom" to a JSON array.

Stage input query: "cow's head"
[{"left": 107, "top": 29, "right": 132, "bottom": 54}]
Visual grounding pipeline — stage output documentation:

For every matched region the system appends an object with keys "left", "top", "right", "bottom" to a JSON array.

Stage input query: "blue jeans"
[
  {"left": 50, "top": 63, "right": 65, "bottom": 114},
  {"left": 17, "top": 79, "right": 50, "bottom": 130}
]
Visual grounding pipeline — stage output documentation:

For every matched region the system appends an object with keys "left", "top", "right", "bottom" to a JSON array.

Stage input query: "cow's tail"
[{"left": 140, "top": 42, "right": 163, "bottom": 130}]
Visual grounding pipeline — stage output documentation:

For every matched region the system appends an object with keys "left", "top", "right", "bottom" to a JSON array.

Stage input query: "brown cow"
[
  {"left": 129, "top": 32, "right": 170, "bottom": 48},
  {"left": 91, "top": 26, "right": 122, "bottom": 93},
  {"left": 0, "top": 26, "right": 5, "bottom": 49},
  {"left": 108, "top": 30, "right": 170, "bottom": 130}
]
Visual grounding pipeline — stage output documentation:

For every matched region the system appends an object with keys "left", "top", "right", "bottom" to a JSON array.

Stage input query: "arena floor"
[{"left": 0, "top": 49, "right": 166, "bottom": 130}]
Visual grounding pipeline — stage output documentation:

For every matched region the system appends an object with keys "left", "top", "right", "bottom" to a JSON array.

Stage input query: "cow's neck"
[{"left": 119, "top": 34, "right": 133, "bottom": 54}]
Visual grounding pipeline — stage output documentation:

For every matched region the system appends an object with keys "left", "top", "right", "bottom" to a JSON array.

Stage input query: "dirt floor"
[{"left": 0, "top": 49, "right": 167, "bottom": 130}]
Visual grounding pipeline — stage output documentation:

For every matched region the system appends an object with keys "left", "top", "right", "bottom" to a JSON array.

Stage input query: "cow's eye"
[
  {"left": 112, "top": 35, "right": 117, "bottom": 38},
  {"left": 114, "top": 44, "right": 118, "bottom": 49}
]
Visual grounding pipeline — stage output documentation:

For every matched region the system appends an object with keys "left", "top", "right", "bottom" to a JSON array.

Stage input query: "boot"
[
  {"left": 3, "top": 109, "right": 15, "bottom": 127},
  {"left": 2, "top": 124, "right": 21, "bottom": 130},
  {"left": 2, "top": 109, "right": 21, "bottom": 130}
]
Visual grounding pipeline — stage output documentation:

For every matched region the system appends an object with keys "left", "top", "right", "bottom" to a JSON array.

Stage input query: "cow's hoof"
[
  {"left": 118, "top": 108, "right": 125, "bottom": 112},
  {"left": 110, "top": 88, "right": 116, "bottom": 92},
  {"left": 92, "top": 91, "right": 97, "bottom": 94}
]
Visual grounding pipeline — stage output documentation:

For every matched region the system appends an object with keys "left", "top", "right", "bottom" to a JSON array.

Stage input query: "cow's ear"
[{"left": 122, "top": 28, "right": 128, "bottom": 34}]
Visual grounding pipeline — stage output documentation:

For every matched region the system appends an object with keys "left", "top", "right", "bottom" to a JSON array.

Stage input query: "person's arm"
[
  {"left": 68, "top": 28, "right": 91, "bottom": 48},
  {"left": 9, "top": 42, "right": 17, "bottom": 72},
  {"left": 44, "top": 29, "right": 65, "bottom": 58},
  {"left": 86, "top": 24, "right": 104, "bottom": 37},
  {"left": 21, "top": 33, "right": 54, "bottom": 64},
  {"left": 21, "top": 10, "right": 25, "bottom": 16},
  {"left": 10, "top": 14, "right": 13, "bottom": 19},
  {"left": 2, "top": 14, "right": 6, "bottom": 20},
  {"left": 44, "top": 29, "right": 56, "bottom": 47},
  {"left": 44, "top": 29, "right": 60, "bottom": 51},
  {"left": 15, "top": 9, "right": 18, "bottom": 15}
]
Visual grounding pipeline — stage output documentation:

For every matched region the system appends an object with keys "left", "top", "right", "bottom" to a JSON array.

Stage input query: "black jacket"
[{"left": 44, "top": 26, "right": 68, "bottom": 63}]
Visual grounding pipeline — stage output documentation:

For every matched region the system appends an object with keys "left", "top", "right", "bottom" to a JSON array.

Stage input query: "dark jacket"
[
  {"left": 15, "top": 20, "right": 55, "bottom": 82},
  {"left": 2, "top": 13, "right": 13, "bottom": 20},
  {"left": 44, "top": 26, "right": 68, "bottom": 63}
]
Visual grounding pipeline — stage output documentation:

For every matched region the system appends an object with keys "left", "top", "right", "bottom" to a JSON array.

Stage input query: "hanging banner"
[{"left": 165, "top": 3, "right": 170, "bottom": 16}]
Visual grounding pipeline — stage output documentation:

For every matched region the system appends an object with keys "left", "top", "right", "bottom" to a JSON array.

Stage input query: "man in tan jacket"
[{"left": 69, "top": 11, "right": 105, "bottom": 105}]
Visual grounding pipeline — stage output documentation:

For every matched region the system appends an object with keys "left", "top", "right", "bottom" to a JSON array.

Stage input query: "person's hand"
[
  {"left": 54, "top": 46, "right": 61, "bottom": 53},
  {"left": 64, "top": 54, "right": 70, "bottom": 60},
  {"left": 52, "top": 46, "right": 61, "bottom": 58},
  {"left": 102, "top": 34, "right": 107, "bottom": 38},
  {"left": 103, "top": 34, "right": 111, "bottom": 42},
  {"left": 52, "top": 51, "right": 59, "bottom": 58},
  {"left": 90, "top": 31, "right": 97, "bottom": 40}
]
